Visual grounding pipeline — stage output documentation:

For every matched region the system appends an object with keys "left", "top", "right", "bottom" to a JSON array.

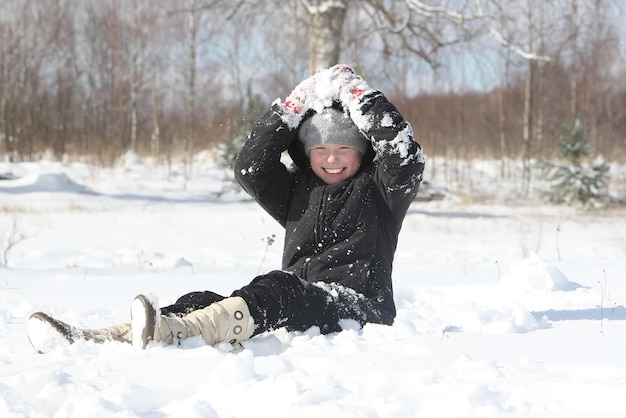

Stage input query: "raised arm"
[
  {"left": 332, "top": 65, "right": 425, "bottom": 222},
  {"left": 235, "top": 69, "right": 345, "bottom": 225},
  {"left": 234, "top": 107, "right": 296, "bottom": 227}
]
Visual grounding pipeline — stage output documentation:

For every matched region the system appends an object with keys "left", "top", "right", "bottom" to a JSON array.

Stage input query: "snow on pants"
[{"left": 160, "top": 270, "right": 394, "bottom": 336}]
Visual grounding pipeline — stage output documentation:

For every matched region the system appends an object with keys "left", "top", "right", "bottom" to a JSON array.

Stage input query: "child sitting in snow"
[{"left": 28, "top": 64, "right": 425, "bottom": 353}]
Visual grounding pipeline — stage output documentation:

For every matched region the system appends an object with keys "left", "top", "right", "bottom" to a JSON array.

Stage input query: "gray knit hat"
[{"left": 299, "top": 108, "right": 368, "bottom": 156}]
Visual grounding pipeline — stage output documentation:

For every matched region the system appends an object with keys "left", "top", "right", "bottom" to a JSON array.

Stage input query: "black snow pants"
[{"left": 160, "top": 270, "right": 394, "bottom": 336}]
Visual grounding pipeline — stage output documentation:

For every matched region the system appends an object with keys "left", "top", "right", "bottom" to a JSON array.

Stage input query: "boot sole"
[
  {"left": 131, "top": 295, "right": 156, "bottom": 349},
  {"left": 27, "top": 312, "right": 75, "bottom": 354}
]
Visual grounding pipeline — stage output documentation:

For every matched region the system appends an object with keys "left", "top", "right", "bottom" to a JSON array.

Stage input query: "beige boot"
[
  {"left": 81, "top": 322, "right": 132, "bottom": 343},
  {"left": 28, "top": 312, "right": 132, "bottom": 354},
  {"left": 156, "top": 297, "right": 254, "bottom": 346}
]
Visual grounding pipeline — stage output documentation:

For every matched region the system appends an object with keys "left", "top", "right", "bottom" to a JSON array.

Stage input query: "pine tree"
[
  {"left": 537, "top": 116, "right": 609, "bottom": 208},
  {"left": 217, "top": 88, "right": 266, "bottom": 196}
]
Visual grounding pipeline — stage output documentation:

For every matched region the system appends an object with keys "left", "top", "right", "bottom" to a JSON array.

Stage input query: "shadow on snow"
[{"left": 533, "top": 305, "right": 626, "bottom": 321}]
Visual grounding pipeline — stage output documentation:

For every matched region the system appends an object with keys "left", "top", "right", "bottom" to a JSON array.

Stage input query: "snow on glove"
[
  {"left": 277, "top": 71, "right": 334, "bottom": 129},
  {"left": 284, "top": 75, "right": 316, "bottom": 116},
  {"left": 330, "top": 64, "right": 377, "bottom": 113},
  {"left": 274, "top": 64, "right": 376, "bottom": 129}
]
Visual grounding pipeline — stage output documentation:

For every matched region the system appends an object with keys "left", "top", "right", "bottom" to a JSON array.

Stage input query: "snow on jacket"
[{"left": 234, "top": 91, "right": 425, "bottom": 319}]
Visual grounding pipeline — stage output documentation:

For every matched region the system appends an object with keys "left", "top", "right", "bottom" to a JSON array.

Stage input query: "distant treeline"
[
  {"left": 396, "top": 60, "right": 625, "bottom": 162},
  {"left": 1, "top": 0, "right": 624, "bottom": 164}
]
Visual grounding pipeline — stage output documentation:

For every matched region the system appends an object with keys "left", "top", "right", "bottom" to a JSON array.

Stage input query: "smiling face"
[{"left": 309, "top": 144, "right": 363, "bottom": 184}]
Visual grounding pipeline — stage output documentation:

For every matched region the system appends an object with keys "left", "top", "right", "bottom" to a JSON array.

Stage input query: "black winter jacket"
[{"left": 234, "top": 92, "right": 425, "bottom": 319}]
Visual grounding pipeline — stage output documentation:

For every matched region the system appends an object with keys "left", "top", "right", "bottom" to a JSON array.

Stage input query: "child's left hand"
[{"left": 330, "top": 65, "right": 374, "bottom": 107}]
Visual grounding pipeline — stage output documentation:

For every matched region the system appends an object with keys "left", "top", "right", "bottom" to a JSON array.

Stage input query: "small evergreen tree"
[
  {"left": 216, "top": 121, "right": 248, "bottom": 197},
  {"left": 217, "top": 123, "right": 247, "bottom": 171},
  {"left": 217, "top": 88, "right": 266, "bottom": 196},
  {"left": 537, "top": 116, "right": 609, "bottom": 208}
]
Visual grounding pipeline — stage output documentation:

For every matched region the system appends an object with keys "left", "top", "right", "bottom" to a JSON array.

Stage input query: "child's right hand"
[{"left": 284, "top": 75, "right": 318, "bottom": 116}]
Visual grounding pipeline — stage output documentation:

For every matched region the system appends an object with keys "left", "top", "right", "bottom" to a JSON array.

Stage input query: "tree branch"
[{"left": 473, "top": 0, "right": 551, "bottom": 61}]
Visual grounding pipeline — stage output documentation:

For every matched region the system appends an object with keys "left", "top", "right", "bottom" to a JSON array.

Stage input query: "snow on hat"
[{"left": 298, "top": 107, "right": 369, "bottom": 156}]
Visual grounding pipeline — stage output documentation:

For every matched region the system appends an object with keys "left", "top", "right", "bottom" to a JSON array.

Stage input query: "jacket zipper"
[
  {"left": 301, "top": 185, "right": 329, "bottom": 281},
  {"left": 313, "top": 185, "right": 329, "bottom": 250}
]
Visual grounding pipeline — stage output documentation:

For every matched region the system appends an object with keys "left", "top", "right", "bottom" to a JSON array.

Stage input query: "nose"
[{"left": 327, "top": 152, "right": 340, "bottom": 163}]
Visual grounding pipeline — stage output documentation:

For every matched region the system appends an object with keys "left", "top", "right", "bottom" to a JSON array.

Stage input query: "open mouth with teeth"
[{"left": 324, "top": 168, "right": 345, "bottom": 174}]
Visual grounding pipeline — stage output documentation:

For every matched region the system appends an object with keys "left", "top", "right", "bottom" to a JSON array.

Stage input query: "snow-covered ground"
[{"left": 1, "top": 154, "right": 625, "bottom": 417}]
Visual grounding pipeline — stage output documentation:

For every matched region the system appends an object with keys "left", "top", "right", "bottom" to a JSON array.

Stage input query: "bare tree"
[
  {"left": 1, "top": 0, "right": 625, "bottom": 171},
  {"left": 129, "top": 0, "right": 140, "bottom": 153},
  {"left": 0, "top": 0, "right": 16, "bottom": 158},
  {"left": 0, "top": 215, "right": 29, "bottom": 267},
  {"left": 149, "top": 36, "right": 161, "bottom": 159},
  {"left": 293, "top": 0, "right": 552, "bottom": 74},
  {"left": 299, "top": 0, "right": 347, "bottom": 72},
  {"left": 0, "top": 0, "right": 44, "bottom": 160}
]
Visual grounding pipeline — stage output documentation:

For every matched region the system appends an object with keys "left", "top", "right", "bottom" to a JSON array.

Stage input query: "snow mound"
[
  {"left": 0, "top": 171, "right": 90, "bottom": 194},
  {"left": 438, "top": 301, "right": 550, "bottom": 335},
  {"left": 118, "top": 151, "right": 144, "bottom": 169},
  {"left": 0, "top": 172, "right": 17, "bottom": 180},
  {"left": 498, "top": 254, "right": 582, "bottom": 293}
]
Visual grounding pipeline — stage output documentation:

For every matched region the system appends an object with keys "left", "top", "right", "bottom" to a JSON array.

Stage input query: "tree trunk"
[
  {"left": 307, "top": 0, "right": 347, "bottom": 72},
  {"left": 0, "top": 0, "right": 13, "bottom": 158},
  {"left": 522, "top": 59, "right": 537, "bottom": 196},
  {"left": 183, "top": 0, "right": 198, "bottom": 189},
  {"left": 130, "top": 0, "right": 139, "bottom": 153},
  {"left": 570, "top": 0, "right": 579, "bottom": 118},
  {"left": 150, "top": 49, "right": 160, "bottom": 159}
]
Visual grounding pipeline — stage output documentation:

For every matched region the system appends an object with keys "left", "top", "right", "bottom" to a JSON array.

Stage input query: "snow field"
[{"left": 1, "top": 157, "right": 626, "bottom": 417}]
